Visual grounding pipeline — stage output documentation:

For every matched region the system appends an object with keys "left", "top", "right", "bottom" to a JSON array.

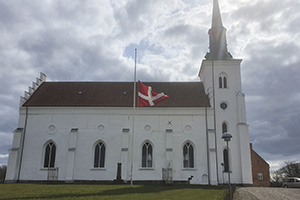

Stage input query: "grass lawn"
[{"left": 0, "top": 183, "right": 227, "bottom": 200}]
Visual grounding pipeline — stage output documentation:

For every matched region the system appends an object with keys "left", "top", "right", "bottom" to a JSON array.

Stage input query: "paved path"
[{"left": 234, "top": 187, "right": 300, "bottom": 200}]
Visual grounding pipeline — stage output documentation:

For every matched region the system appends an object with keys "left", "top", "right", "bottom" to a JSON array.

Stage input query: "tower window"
[
  {"left": 223, "top": 148, "right": 229, "bottom": 172},
  {"left": 223, "top": 77, "right": 227, "bottom": 88},
  {"left": 218, "top": 75, "right": 228, "bottom": 88},
  {"left": 220, "top": 102, "right": 228, "bottom": 110},
  {"left": 219, "top": 77, "right": 223, "bottom": 88},
  {"left": 222, "top": 122, "right": 228, "bottom": 134}
]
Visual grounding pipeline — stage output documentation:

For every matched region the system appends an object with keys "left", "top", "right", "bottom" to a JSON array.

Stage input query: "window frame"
[
  {"left": 183, "top": 142, "right": 194, "bottom": 168},
  {"left": 222, "top": 122, "right": 228, "bottom": 134},
  {"left": 219, "top": 77, "right": 223, "bottom": 88},
  {"left": 43, "top": 141, "right": 56, "bottom": 168},
  {"left": 93, "top": 141, "right": 106, "bottom": 168},
  {"left": 223, "top": 76, "right": 227, "bottom": 88},
  {"left": 218, "top": 73, "right": 228, "bottom": 89},
  {"left": 141, "top": 141, "right": 153, "bottom": 168},
  {"left": 223, "top": 148, "right": 229, "bottom": 172}
]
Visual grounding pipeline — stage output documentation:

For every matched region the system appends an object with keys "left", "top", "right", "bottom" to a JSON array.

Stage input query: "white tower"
[{"left": 199, "top": 0, "right": 252, "bottom": 185}]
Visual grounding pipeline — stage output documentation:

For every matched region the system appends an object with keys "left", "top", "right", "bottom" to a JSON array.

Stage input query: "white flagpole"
[{"left": 130, "top": 49, "right": 137, "bottom": 187}]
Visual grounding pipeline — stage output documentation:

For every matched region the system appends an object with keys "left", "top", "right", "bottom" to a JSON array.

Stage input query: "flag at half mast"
[{"left": 138, "top": 81, "right": 169, "bottom": 107}]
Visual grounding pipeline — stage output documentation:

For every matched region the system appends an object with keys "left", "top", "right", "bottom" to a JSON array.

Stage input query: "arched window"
[
  {"left": 223, "top": 77, "right": 227, "bottom": 88},
  {"left": 183, "top": 142, "right": 194, "bottom": 168},
  {"left": 219, "top": 77, "right": 223, "bottom": 88},
  {"left": 223, "top": 148, "right": 229, "bottom": 172},
  {"left": 44, "top": 142, "right": 56, "bottom": 168},
  {"left": 142, "top": 142, "right": 153, "bottom": 168},
  {"left": 94, "top": 142, "right": 106, "bottom": 168},
  {"left": 222, "top": 122, "right": 228, "bottom": 134},
  {"left": 218, "top": 75, "right": 228, "bottom": 88}
]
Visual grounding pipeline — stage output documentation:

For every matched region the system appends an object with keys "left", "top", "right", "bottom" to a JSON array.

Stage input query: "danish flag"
[{"left": 138, "top": 81, "right": 169, "bottom": 107}]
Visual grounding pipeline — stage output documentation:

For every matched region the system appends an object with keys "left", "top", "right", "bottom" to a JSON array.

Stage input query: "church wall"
[
  {"left": 18, "top": 114, "right": 70, "bottom": 181},
  {"left": 12, "top": 106, "right": 212, "bottom": 184},
  {"left": 132, "top": 115, "right": 209, "bottom": 183}
]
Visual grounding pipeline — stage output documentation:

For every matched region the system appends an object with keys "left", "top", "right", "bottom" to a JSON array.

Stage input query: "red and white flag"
[{"left": 138, "top": 81, "right": 169, "bottom": 107}]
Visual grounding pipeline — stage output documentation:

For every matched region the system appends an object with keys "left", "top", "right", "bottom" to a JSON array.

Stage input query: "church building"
[{"left": 6, "top": 0, "right": 253, "bottom": 185}]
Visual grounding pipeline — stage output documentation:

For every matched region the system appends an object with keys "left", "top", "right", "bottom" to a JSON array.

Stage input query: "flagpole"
[{"left": 130, "top": 49, "right": 137, "bottom": 187}]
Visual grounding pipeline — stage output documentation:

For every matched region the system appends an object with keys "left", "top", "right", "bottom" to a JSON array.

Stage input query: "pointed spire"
[
  {"left": 212, "top": 0, "right": 223, "bottom": 28},
  {"left": 205, "top": 0, "right": 233, "bottom": 60}
]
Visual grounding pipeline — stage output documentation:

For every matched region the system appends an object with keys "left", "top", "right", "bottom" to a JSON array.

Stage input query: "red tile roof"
[{"left": 23, "top": 82, "right": 210, "bottom": 107}]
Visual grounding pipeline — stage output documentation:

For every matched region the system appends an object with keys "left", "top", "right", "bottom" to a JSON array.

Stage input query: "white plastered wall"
[{"left": 8, "top": 106, "right": 216, "bottom": 184}]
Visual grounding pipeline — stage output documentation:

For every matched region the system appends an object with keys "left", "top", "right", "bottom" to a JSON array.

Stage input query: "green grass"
[{"left": 0, "top": 183, "right": 227, "bottom": 200}]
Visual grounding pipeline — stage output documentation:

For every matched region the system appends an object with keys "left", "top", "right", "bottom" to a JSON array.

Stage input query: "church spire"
[
  {"left": 205, "top": 0, "right": 233, "bottom": 60},
  {"left": 212, "top": 0, "right": 223, "bottom": 28}
]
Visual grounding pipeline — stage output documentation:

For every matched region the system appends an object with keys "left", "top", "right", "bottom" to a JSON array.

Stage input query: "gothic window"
[
  {"left": 223, "top": 77, "right": 227, "bottom": 88},
  {"left": 223, "top": 148, "right": 229, "bottom": 172},
  {"left": 222, "top": 122, "right": 228, "bottom": 134},
  {"left": 183, "top": 142, "right": 194, "bottom": 168},
  {"left": 44, "top": 142, "right": 56, "bottom": 168},
  {"left": 218, "top": 75, "right": 228, "bottom": 88},
  {"left": 94, "top": 141, "right": 106, "bottom": 168},
  {"left": 219, "top": 77, "right": 223, "bottom": 88},
  {"left": 142, "top": 142, "right": 153, "bottom": 168}
]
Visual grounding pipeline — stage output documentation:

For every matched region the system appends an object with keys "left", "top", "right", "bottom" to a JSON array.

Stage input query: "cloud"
[
  {"left": 0, "top": 154, "right": 9, "bottom": 166},
  {"left": 236, "top": 0, "right": 300, "bottom": 167},
  {"left": 0, "top": 131, "right": 13, "bottom": 165}
]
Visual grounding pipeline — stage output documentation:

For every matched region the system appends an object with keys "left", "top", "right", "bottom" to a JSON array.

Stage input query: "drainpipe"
[{"left": 205, "top": 107, "right": 210, "bottom": 185}]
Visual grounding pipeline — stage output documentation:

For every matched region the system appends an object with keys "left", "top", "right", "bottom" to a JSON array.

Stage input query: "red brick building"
[{"left": 250, "top": 143, "right": 270, "bottom": 187}]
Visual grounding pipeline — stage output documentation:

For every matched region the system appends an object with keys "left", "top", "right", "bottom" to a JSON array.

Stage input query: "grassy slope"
[{"left": 0, "top": 184, "right": 226, "bottom": 200}]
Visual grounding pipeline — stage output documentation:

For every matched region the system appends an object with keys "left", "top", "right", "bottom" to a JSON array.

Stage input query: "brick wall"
[{"left": 250, "top": 143, "right": 270, "bottom": 187}]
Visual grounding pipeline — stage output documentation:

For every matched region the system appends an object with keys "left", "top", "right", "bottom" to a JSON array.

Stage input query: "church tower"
[{"left": 199, "top": 0, "right": 253, "bottom": 185}]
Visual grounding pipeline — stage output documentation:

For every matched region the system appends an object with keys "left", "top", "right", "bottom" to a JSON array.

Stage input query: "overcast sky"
[{"left": 1, "top": 0, "right": 300, "bottom": 172}]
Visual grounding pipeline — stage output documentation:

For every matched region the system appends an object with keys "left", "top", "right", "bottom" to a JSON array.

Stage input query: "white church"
[{"left": 6, "top": 0, "right": 253, "bottom": 185}]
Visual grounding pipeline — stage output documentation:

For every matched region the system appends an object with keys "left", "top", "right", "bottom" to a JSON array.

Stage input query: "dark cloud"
[
  {"left": 0, "top": 1, "right": 16, "bottom": 26},
  {"left": 242, "top": 32, "right": 300, "bottom": 166}
]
